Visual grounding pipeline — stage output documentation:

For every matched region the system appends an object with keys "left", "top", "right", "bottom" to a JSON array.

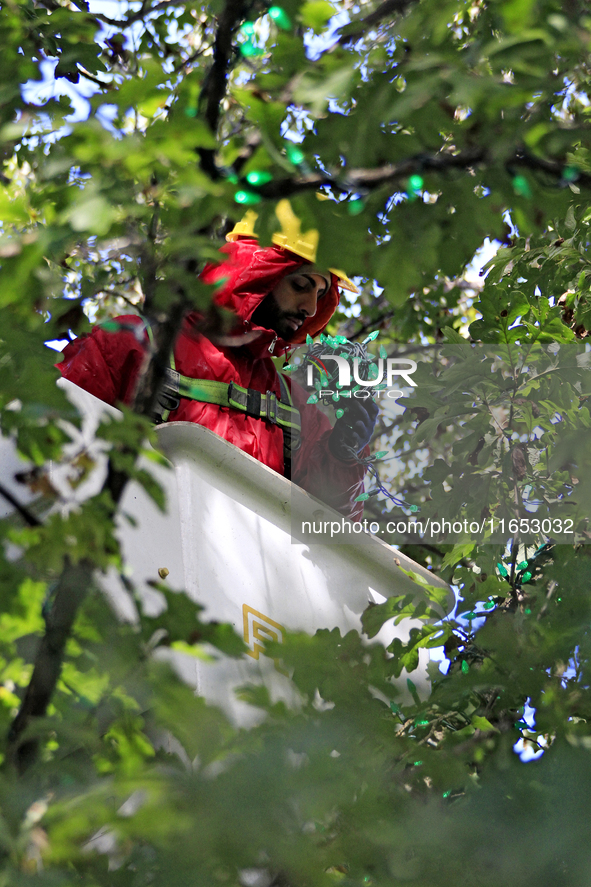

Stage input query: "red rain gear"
[{"left": 57, "top": 239, "right": 366, "bottom": 517}]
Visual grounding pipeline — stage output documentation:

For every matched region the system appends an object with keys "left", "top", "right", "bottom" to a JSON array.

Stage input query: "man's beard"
[{"left": 250, "top": 294, "right": 306, "bottom": 341}]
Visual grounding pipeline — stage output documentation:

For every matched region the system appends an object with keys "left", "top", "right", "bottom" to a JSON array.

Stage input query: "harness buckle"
[{"left": 154, "top": 367, "right": 181, "bottom": 421}]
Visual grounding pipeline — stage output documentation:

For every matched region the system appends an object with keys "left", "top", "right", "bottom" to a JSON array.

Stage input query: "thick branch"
[
  {"left": 198, "top": 0, "right": 250, "bottom": 178},
  {"left": 250, "top": 145, "right": 591, "bottom": 199},
  {"left": 7, "top": 559, "right": 94, "bottom": 772},
  {"left": 253, "top": 148, "right": 487, "bottom": 198},
  {"left": 337, "top": 0, "right": 416, "bottom": 45},
  {"left": 7, "top": 288, "right": 191, "bottom": 772}
]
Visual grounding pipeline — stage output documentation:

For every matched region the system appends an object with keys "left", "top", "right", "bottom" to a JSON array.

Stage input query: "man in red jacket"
[{"left": 57, "top": 208, "right": 377, "bottom": 518}]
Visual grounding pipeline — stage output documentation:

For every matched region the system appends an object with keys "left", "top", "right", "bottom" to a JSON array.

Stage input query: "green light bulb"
[
  {"left": 245, "top": 170, "right": 273, "bottom": 186},
  {"left": 240, "top": 21, "right": 255, "bottom": 35},
  {"left": 268, "top": 6, "right": 291, "bottom": 29},
  {"left": 287, "top": 145, "right": 305, "bottom": 165},
  {"left": 234, "top": 190, "right": 262, "bottom": 205},
  {"left": 335, "top": 408, "right": 345, "bottom": 418},
  {"left": 521, "top": 570, "right": 532, "bottom": 583},
  {"left": 461, "top": 661, "right": 470, "bottom": 674},
  {"left": 408, "top": 174, "right": 424, "bottom": 192},
  {"left": 348, "top": 199, "right": 365, "bottom": 215},
  {"left": 239, "top": 40, "right": 263, "bottom": 57},
  {"left": 512, "top": 175, "right": 532, "bottom": 198},
  {"left": 563, "top": 165, "right": 578, "bottom": 182}
]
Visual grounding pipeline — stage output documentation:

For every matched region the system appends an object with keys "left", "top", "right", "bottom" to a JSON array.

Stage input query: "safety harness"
[{"left": 146, "top": 327, "right": 301, "bottom": 479}]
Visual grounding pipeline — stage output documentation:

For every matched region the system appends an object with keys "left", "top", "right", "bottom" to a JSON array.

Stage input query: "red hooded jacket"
[{"left": 57, "top": 239, "right": 366, "bottom": 517}]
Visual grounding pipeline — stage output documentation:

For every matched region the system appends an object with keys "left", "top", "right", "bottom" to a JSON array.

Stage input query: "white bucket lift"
[{"left": 2, "top": 380, "right": 452, "bottom": 725}]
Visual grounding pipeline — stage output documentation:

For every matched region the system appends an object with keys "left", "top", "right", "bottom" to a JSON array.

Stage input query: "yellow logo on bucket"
[{"left": 243, "top": 604, "right": 285, "bottom": 660}]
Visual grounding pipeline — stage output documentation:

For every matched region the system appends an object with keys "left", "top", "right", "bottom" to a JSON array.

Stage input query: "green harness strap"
[{"left": 145, "top": 325, "right": 301, "bottom": 475}]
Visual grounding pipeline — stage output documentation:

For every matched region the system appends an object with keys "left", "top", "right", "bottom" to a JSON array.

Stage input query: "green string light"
[
  {"left": 287, "top": 144, "right": 305, "bottom": 166},
  {"left": 461, "top": 660, "right": 470, "bottom": 674},
  {"left": 362, "top": 330, "right": 379, "bottom": 344},
  {"left": 348, "top": 199, "right": 365, "bottom": 215},
  {"left": 335, "top": 408, "right": 345, "bottom": 419},
  {"left": 239, "top": 40, "right": 264, "bottom": 57},
  {"left": 521, "top": 570, "right": 532, "bottom": 583},
  {"left": 497, "top": 562, "right": 508, "bottom": 577},
  {"left": 563, "top": 165, "right": 579, "bottom": 183},
  {"left": 483, "top": 600, "right": 495, "bottom": 610},
  {"left": 307, "top": 393, "right": 319, "bottom": 404},
  {"left": 408, "top": 174, "right": 424, "bottom": 200},
  {"left": 234, "top": 190, "right": 262, "bottom": 205},
  {"left": 99, "top": 320, "right": 121, "bottom": 332},
  {"left": 245, "top": 170, "right": 273, "bottom": 186},
  {"left": 512, "top": 175, "right": 532, "bottom": 198},
  {"left": 517, "top": 560, "right": 529, "bottom": 570},
  {"left": 240, "top": 21, "right": 255, "bottom": 35},
  {"left": 268, "top": 6, "right": 292, "bottom": 29}
]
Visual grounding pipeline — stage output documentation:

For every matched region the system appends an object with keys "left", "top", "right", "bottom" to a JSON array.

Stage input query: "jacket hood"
[{"left": 199, "top": 238, "right": 340, "bottom": 349}]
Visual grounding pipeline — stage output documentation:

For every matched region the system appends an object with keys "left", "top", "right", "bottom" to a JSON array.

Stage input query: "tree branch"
[
  {"left": 250, "top": 148, "right": 486, "bottom": 198},
  {"left": 249, "top": 145, "right": 591, "bottom": 199},
  {"left": 337, "top": 0, "right": 417, "bottom": 45},
  {"left": 0, "top": 482, "right": 42, "bottom": 528},
  {"left": 7, "top": 559, "right": 94, "bottom": 772},
  {"left": 7, "top": 285, "right": 191, "bottom": 772},
  {"left": 198, "top": 0, "right": 250, "bottom": 178}
]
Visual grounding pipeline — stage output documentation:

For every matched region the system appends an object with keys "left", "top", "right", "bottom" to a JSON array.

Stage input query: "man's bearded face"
[{"left": 251, "top": 270, "right": 331, "bottom": 340}]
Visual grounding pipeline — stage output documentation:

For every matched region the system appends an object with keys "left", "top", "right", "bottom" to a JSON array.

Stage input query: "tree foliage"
[{"left": 2, "top": 0, "right": 591, "bottom": 884}]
